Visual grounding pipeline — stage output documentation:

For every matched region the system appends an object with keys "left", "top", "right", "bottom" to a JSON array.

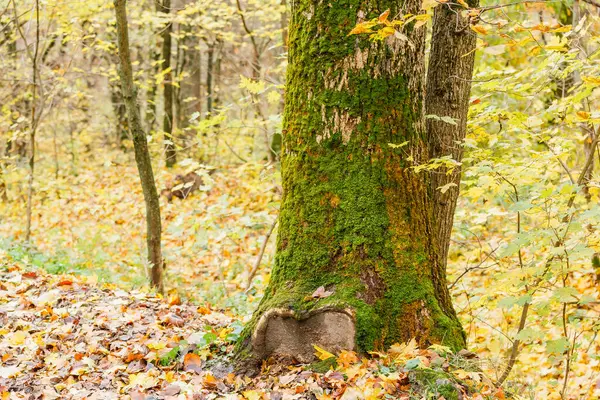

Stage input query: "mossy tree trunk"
[{"left": 237, "top": 0, "right": 465, "bottom": 367}]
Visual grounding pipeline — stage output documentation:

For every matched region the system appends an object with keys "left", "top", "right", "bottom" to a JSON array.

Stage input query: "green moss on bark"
[{"left": 236, "top": 0, "right": 465, "bottom": 366}]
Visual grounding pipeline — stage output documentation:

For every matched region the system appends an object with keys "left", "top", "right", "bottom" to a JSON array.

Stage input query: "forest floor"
[
  {"left": 0, "top": 264, "right": 498, "bottom": 400},
  {"left": 0, "top": 154, "right": 599, "bottom": 399}
]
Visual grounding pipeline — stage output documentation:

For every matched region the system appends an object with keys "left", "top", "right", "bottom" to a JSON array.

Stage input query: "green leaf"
[
  {"left": 545, "top": 338, "right": 570, "bottom": 354},
  {"left": 516, "top": 327, "right": 543, "bottom": 342},
  {"left": 552, "top": 287, "right": 579, "bottom": 303},
  {"left": 404, "top": 358, "right": 421, "bottom": 370},
  {"left": 498, "top": 296, "right": 518, "bottom": 310}
]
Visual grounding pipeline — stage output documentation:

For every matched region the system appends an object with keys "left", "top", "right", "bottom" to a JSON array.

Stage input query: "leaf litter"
[{"left": 0, "top": 266, "right": 504, "bottom": 399}]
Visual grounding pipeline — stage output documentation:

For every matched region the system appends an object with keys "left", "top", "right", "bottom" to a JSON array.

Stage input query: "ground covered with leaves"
[
  {"left": 1, "top": 265, "right": 506, "bottom": 400},
  {"left": 2, "top": 160, "right": 600, "bottom": 399}
]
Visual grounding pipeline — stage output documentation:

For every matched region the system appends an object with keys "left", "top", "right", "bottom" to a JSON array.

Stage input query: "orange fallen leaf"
[
  {"left": 202, "top": 373, "right": 219, "bottom": 389},
  {"left": 22, "top": 271, "right": 37, "bottom": 279},
  {"left": 184, "top": 352, "right": 203, "bottom": 373},
  {"left": 197, "top": 305, "right": 211, "bottom": 315},
  {"left": 57, "top": 279, "right": 73, "bottom": 286},
  {"left": 168, "top": 293, "right": 181, "bottom": 306},
  {"left": 337, "top": 350, "right": 359, "bottom": 368}
]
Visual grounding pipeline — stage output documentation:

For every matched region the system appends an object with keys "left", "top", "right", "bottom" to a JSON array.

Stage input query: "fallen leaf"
[
  {"left": 311, "top": 286, "right": 334, "bottom": 299},
  {"left": 314, "top": 344, "right": 336, "bottom": 360},
  {"left": 162, "top": 313, "right": 185, "bottom": 327},
  {"left": 183, "top": 352, "right": 203, "bottom": 373},
  {"left": 202, "top": 373, "right": 219, "bottom": 389}
]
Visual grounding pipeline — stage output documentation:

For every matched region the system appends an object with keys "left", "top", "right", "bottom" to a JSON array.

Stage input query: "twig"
[
  {"left": 541, "top": 141, "right": 575, "bottom": 184},
  {"left": 449, "top": 248, "right": 499, "bottom": 289},
  {"left": 495, "top": 173, "right": 531, "bottom": 387},
  {"left": 581, "top": 0, "right": 600, "bottom": 8},
  {"left": 223, "top": 140, "right": 248, "bottom": 163},
  {"left": 496, "top": 302, "right": 530, "bottom": 386},
  {"left": 245, "top": 218, "right": 278, "bottom": 292},
  {"left": 566, "top": 134, "right": 599, "bottom": 209}
]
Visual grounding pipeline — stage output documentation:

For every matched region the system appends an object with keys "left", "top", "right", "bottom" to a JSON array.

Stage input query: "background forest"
[{"left": 1, "top": 0, "right": 600, "bottom": 398}]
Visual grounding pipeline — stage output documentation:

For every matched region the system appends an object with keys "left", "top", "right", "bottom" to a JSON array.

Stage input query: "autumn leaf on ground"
[
  {"left": 313, "top": 344, "right": 336, "bottom": 360},
  {"left": 336, "top": 350, "right": 359, "bottom": 369},
  {"left": 311, "top": 286, "right": 334, "bottom": 299},
  {"left": 183, "top": 352, "right": 203, "bottom": 373}
]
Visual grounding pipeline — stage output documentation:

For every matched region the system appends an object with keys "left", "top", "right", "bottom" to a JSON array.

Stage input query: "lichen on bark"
[{"left": 236, "top": 0, "right": 466, "bottom": 369}]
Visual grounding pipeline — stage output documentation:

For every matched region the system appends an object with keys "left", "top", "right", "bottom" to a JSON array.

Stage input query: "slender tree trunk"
[
  {"left": 110, "top": 79, "right": 130, "bottom": 148},
  {"left": 236, "top": 0, "right": 465, "bottom": 369},
  {"left": 426, "top": 1, "right": 478, "bottom": 271},
  {"left": 114, "top": 0, "right": 165, "bottom": 294},
  {"left": 206, "top": 42, "right": 214, "bottom": 116},
  {"left": 173, "top": 23, "right": 183, "bottom": 130},
  {"left": 211, "top": 41, "right": 223, "bottom": 161},
  {"left": 145, "top": 53, "right": 160, "bottom": 131},
  {"left": 25, "top": 0, "right": 41, "bottom": 243},
  {"left": 572, "top": 2, "right": 594, "bottom": 202},
  {"left": 145, "top": 0, "right": 162, "bottom": 132},
  {"left": 160, "top": 0, "right": 176, "bottom": 167},
  {"left": 193, "top": 40, "right": 202, "bottom": 117}
]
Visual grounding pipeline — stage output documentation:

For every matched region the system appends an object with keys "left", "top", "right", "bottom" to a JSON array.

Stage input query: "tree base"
[{"left": 251, "top": 307, "right": 355, "bottom": 363}]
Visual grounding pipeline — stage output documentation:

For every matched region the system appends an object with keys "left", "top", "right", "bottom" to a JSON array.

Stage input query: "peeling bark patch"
[
  {"left": 317, "top": 107, "right": 361, "bottom": 144},
  {"left": 357, "top": 268, "right": 385, "bottom": 305},
  {"left": 402, "top": 300, "right": 432, "bottom": 346},
  {"left": 251, "top": 308, "right": 355, "bottom": 363}
]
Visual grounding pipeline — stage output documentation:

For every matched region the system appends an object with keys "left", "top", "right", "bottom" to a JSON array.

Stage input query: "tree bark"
[
  {"left": 206, "top": 42, "right": 214, "bottom": 116},
  {"left": 160, "top": 0, "right": 176, "bottom": 167},
  {"left": 237, "top": 0, "right": 465, "bottom": 368},
  {"left": 110, "top": 78, "right": 130, "bottom": 148},
  {"left": 426, "top": 1, "right": 478, "bottom": 271},
  {"left": 144, "top": 0, "right": 162, "bottom": 132},
  {"left": 114, "top": 0, "right": 165, "bottom": 294},
  {"left": 23, "top": 0, "right": 41, "bottom": 244}
]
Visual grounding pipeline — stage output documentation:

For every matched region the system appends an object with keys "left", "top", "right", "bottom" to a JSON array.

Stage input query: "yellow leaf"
[
  {"left": 421, "top": 0, "right": 439, "bottom": 11},
  {"left": 313, "top": 344, "right": 335, "bottom": 360},
  {"left": 348, "top": 23, "right": 373, "bottom": 36},
  {"left": 337, "top": 350, "right": 359, "bottom": 368},
  {"left": 414, "top": 14, "right": 430, "bottom": 29},
  {"left": 582, "top": 76, "right": 600, "bottom": 85},
  {"left": 577, "top": 111, "right": 590, "bottom": 120},
  {"left": 379, "top": 26, "right": 396, "bottom": 39},
  {"left": 147, "top": 342, "right": 166, "bottom": 350},
  {"left": 127, "top": 373, "right": 158, "bottom": 390},
  {"left": 551, "top": 25, "right": 571, "bottom": 33},
  {"left": 471, "top": 25, "right": 488, "bottom": 35},
  {"left": 243, "top": 390, "right": 262, "bottom": 400},
  {"left": 10, "top": 331, "right": 27, "bottom": 346},
  {"left": 239, "top": 75, "right": 265, "bottom": 94},
  {"left": 267, "top": 91, "right": 281, "bottom": 105},
  {"left": 457, "top": 0, "right": 469, "bottom": 8},
  {"left": 453, "top": 368, "right": 471, "bottom": 380},
  {"left": 545, "top": 44, "right": 567, "bottom": 52},
  {"left": 389, "top": 338, "right": 418, "bottom": 359}
]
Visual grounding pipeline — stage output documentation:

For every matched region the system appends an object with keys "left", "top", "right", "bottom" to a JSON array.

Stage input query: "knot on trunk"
[{"left": 251, "top": 307, "right": 356, "bottom": 363}]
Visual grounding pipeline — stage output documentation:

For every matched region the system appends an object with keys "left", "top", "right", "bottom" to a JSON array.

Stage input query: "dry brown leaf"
[{"left": 183, "top": 352, "right": 203, "bottom": 373}]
